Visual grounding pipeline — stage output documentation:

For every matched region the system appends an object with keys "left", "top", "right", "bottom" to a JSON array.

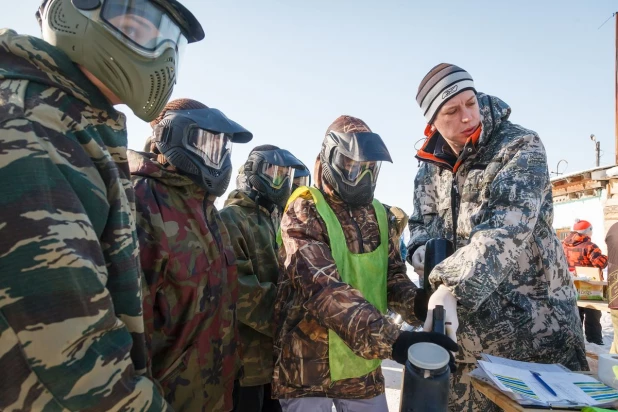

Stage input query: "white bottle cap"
[{"left": 408, "top": 342, "right": 450, "bottom": 371}]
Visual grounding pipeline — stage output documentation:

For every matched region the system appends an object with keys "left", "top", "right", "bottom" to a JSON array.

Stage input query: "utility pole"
[
  {"left": 615, "top": 12, "right": 618, "bottom": 164},
  {"left": 591, "top": 134, "right": 601, "bottom": 167}
]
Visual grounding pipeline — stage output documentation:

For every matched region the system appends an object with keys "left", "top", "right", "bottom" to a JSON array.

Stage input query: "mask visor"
[
  {"left": 101, "top": 0, "right": 187, "bottom": 59},
  {"left": 333, "top": 152, "right": 381, "bottom": 186},
  {"left": 261, "top": 163, "right": 293, "bottom": 189},
  {"left": 185, "top": 128, "right": 232, "bottom": 169}
]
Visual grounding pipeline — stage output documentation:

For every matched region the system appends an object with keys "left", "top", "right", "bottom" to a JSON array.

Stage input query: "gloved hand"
[
  {"left": 391, "top": 330, "right": 459, "bottom": 371},
  {"left": 413, "top": 288, "right": 430, "bottom": 323},
  {"left": 423, "top": 285, "right": 459, "bottom": 344},
  {"left": 409, "top": 245, "right": 426, "bottom": 277}
]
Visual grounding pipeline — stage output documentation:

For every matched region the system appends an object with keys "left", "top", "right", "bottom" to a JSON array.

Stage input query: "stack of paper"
[{"left": 470, "top": 354, "right": 618, "bottom": 408}]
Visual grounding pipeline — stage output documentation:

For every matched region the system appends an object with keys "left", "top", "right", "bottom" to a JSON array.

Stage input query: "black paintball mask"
[
  {"left": 292, "top": 162, "right": 311, "bottom": 192},
  {"left": 152, "top": 108, "right": 253, "bottom": 196},
  {"left": 320, "top": 131, "right": 392, "bottom": 207},
  {"left": 244, "top": 148, "right": 304, "bottom": 208}
]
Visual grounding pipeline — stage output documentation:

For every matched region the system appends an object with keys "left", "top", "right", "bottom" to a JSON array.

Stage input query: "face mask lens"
[
  {"left": 187, "top": 129, "right": 231, "bottom": 168},
  {"left": 293, "top": 175, "right": 310, "bottom": 187},
  {"left": 101, "top": 0, "right": 185, "bottom": 57},
  {"left": 333, "top": 152, "right": 380, "bottom": 185},
  {"left": 261, "top": 163, "right": 293, "bottom": 189}
]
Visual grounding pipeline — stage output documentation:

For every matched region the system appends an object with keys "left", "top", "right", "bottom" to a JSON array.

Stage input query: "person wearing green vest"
[{"left": 272, "top": 115, "right": 457, "bottom": 412}]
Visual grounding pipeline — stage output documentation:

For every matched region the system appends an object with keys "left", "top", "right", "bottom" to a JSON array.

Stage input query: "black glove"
[
  {"left": 391, "top": 331, "right": 459, "bottom": 372},
  {"left": 413, "top": 288, "right": 430, "bottom": 323}
]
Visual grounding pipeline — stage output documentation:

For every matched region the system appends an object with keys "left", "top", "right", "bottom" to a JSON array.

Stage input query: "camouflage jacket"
[
  {"left": 0, "top": 30, "right": 168, "bottom": 411},
  {"left": 220, "top": 190, "right": 281, "bottom": 386},
  {"left": 562, "top": 232, "right": 608, "bottom": 273},
  {"left": 273, "top": 188, "right": 420, "bottom": 399},
  {"left": 130, "top": 150, "right": 239, "bottom": 412},
  {"left": 606, "top": 223, "right": 618, "bottom": 309},
  {"left": 409, "top": 94, "right": 588, "bottom": 371}
]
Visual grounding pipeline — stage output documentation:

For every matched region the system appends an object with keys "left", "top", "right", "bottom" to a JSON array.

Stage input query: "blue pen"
[{"left": 531, "top": 371, "right": 558, "bottom": 397}]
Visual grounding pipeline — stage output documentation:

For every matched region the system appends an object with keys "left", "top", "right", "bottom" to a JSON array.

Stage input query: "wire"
[
  {"left": 598, "top": 13, "right": 616, "bottom": 30},
  {"left": 414, "top": 137, "right": 427, "bottom": 151}
]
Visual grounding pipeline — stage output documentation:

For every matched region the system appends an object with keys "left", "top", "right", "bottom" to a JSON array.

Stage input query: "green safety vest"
[{"left": 283, "top": 186, "right": 388, "bottom": 381}]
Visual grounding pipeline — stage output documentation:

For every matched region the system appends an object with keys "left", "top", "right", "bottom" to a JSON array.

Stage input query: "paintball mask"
[
  {"left": 320, "top": 131, "right": 392, "bottom": 206},
  {"left": 37, "top": 0, "right": 204, "bottom": 121},
  {"left": 244, "top": 148, "right": 304, "bottom": 208},
  {"left": 292, "top": 162, "right": 311, "bottom": 192},
  {"left": 152, "top": 108, "right": 253, "bottom": 195}
]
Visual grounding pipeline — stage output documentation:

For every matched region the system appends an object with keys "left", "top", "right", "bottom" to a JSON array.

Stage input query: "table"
[
  {"left": 471, "top": 375, "right": 615, "bottom": 411},
  {"left": 577, "top": 300, "right": 610, "bottom": 313}
]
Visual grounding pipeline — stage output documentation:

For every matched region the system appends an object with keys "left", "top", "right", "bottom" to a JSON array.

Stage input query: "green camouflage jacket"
[
  {"left": 409, "top": 93, "right": 588, "bottom": 410},
  {"left": 273, "top": 188, "right": 420, "bottom": 399},
  {"left": 220, "top": 189, "right": 281, "bottom": 387},
  {"left": 130, "top": 150, "right": 239, "bottom": 411},
  {"left": 0, "top": 30, "right": 168, "bottom": 411}
]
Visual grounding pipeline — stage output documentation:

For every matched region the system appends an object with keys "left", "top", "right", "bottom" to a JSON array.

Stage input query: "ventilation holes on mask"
[
  {"left": 146, "top": 68, "right": 173, "bottom": 119},
  {"left": 48, "top": 0, "right": 77, "bottom": 34},
  {"left": 166, "top": 151, "right": 199, "bottom": 174},
  {"left": 205, "top": 165, "right": 222, "bottom": 178}
]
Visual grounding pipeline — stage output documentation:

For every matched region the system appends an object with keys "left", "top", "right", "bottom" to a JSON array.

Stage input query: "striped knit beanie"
[{"left": 416, "top": 63, "right": 476, "bottom": 123}]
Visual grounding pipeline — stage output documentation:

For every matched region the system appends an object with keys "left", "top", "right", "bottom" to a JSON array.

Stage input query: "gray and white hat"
[{"left": 416, "top": 63, "right": 476, "bottom": 123}]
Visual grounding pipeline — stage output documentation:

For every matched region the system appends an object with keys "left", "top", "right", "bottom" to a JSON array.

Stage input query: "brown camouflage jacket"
[
  {"left": 130, "top": 150, "right": 239, "bottom": 412},
  {"left": 220, "top": 190, "right": 281, "bottom": 386},
  {"left": 562, "top": 232, "right": 608, "bottom": 273},
  {"left": 272, "top": 188, "right": 420, "bottom": 399}
]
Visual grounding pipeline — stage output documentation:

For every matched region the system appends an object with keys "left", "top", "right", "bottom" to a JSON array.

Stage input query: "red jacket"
[{"left": 562, "top": 232, "right": 608, "bottom": 274}]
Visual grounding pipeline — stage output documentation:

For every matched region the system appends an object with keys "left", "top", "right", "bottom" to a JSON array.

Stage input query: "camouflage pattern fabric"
[
  {"left": 0, "top": 30, "right": 169, "bottom": 410},
  {"left": 272, "top": 187, "right": 421, "bottom": 399},
  {"left": 562, "top": 232, "right": 608, "bottom": 273},
  {"left": 606, "top": 223, "right": 618, "bottom": 309},
  {"left": 130, "top": 150, "right": 239, "bottom": 411},
  {"left": 409, "top": 93, "right": 588, "bottom": 411},
  {"left": 220, "top": 189, "right": 281, "bottom": 387}
]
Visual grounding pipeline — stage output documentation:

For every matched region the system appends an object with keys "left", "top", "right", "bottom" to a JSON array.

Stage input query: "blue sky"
[{"left": 8, "top": 0, "right": 618, "bottom": 211}]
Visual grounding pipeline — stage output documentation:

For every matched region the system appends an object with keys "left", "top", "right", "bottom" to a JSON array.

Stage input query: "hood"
[
  {"left": 563, "top": 232, "right": 591, "bottom": 248},
  {"left": 0, "top": 29, "right": 116, "bottom": 116},
  {"left": 128, "top": 149, "right": 198, "bottom": 188},
  {"left": 416, "top": 93, "right": 511, "bottom": 170},
  {"left": 224, "top": 189, "right": 256, "bottom": 208}
]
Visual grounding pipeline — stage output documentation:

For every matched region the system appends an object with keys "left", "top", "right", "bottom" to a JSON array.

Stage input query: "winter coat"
[
  {"left": 606, "top": 223, "right": 618, "bottom": 309},
  {"left": 272, "top": 188, "right": 421, "bottom": 399},
  {"left": 130, "top": 150, "right": 238, "bottom": 412},
  {"left": 409, "top": 93, "right": 588, "bottom": 410},
  {"left": 562, "top": 231, "right": 608, "bottom": 272},
  {"left": 0, "top": 30, "right": 169, "bottom": 411},
  {"left": 220, "top": 190, "right": 282, "bottom": 386}
]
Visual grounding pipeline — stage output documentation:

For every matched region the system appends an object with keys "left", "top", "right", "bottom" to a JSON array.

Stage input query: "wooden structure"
[
  {"left": 471, "top": 375, "right": 615, "bottom": 412},
  {"left": 551, "top": 167, "right": 611, "bottom": 204}
]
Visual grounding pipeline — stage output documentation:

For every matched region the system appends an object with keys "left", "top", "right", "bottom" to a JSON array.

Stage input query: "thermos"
[
  {"left": 399, "top": 306, "right": 451, "bottom": 412},
  {"left": 400, "top": 238, "right": 454, "bottom": 412}
]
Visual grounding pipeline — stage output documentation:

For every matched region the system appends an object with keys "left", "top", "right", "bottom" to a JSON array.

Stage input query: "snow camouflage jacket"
[
  {"left": 220, "top": 189, "right": 282, "bottom": 387},
  {"left": 0, "top": 30, "right": 169, "bottom": 411},
  {"left": 130, "top": 150, "right": 239, "bottom": 412},
  {"left": 272, "top": 188, "right": 421, "bottom": 399},
  {"left": 409, "top": 93, "right": 588, "bottom": 410},
  {"left": 562, "top": 232, "right": 608, "bottom": 272}
]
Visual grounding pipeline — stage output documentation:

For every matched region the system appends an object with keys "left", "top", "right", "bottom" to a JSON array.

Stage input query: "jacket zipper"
[
  {"left": 203, "top": 198, "right": 223, "bottom": 253},
  {"left": 450, "top": 175, "right": 460, "bottom": 251},
  {"left": 348, "top": 206, "right": 364, "bottom": 251}
]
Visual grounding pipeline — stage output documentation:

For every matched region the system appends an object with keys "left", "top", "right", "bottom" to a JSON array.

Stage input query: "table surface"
[
  {"left": 471, "top": 376, "right": 615, "bottom": 412},
  {"left": 577, "top": 300, "right": 610, "bottom": 312}
]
